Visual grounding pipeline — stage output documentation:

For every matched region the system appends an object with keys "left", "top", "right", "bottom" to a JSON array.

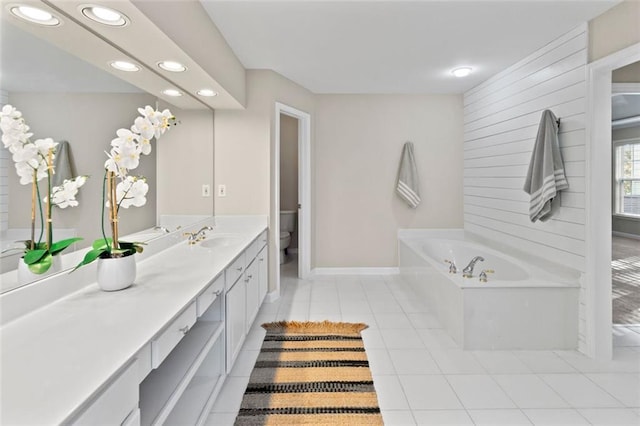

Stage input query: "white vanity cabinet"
[
  {"left": 257, "top": 245, "right": 268, "bottom": 305},
  {"left": 225, "top": 268, "right": 247, "bottom": 373}
]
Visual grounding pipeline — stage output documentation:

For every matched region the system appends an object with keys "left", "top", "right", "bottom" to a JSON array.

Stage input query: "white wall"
[
  {"left": 463, "top": 24, "right": 588, "bottom": 271},
  {"left": 214, "top": 70, "right": 315, "bottom": 290},
  {"left": 315, "top": 94, "right": 463, "bottom": 267},
  {"left": 156, "top": 105, "right": 215, "bottom": 217},
  {"left": 6, "top": 93, "right": 157, "bottom": 249},
  {"left": 463, "top": 24, "right": 588, "bottom": 350}
]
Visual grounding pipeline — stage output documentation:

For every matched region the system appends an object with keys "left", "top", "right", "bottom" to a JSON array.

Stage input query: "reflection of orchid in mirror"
[
  {"left": 0, "top": 105, "right": 87, "bottom": 274},
  {"left": 74, "top": 105, "right": 177, "bottom": 270}
]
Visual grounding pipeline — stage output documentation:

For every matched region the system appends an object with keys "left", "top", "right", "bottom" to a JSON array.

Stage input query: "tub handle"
[
  {"left": 479, "top": 269, "right": 494, "bottom": 283},
  {"left": 444, "top": 259, "right": 457, "bottom": 274}
]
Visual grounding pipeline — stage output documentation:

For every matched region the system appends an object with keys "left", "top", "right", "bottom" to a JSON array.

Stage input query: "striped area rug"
[{"left": 234, "top": 321, "right": 383, "bottom": 425}]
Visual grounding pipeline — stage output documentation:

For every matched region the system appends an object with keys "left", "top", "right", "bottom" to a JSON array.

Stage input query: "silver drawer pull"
[
  {"left": 259, "top": 257, "right": 264, "bottom": 261},
  {"left": 247, "top": 274, "right": 253, "bottom": 279},
  {"left": 244, "top": 278, "right": 250, "bottom": 283},
  {"left": 236, "top": 267, "right": 243, "bottom": 272},
  {"left": 213, "top": 290, "right": 222, "bottom": 296},
  {"left": 179, "top": 326, "right": 190, "bottom": 335}
]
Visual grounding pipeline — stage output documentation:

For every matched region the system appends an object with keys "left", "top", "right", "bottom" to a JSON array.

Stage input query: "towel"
[
  {"left": 396, "top": 141, "right": 421, "bottom": 208},
  {"left": 523, "top": 110, "right": 568, "bottom": 222},
  {"left": 52, "top": 140, "right": 73, "bottom": 187}
]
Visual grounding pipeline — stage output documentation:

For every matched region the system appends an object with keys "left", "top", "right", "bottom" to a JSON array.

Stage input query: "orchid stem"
[
  {"left": 46, "top": 149, "right": 53, "bottom": 250},
  {"left": 30, "top": 172, "right": 36, "bottom": 250}
]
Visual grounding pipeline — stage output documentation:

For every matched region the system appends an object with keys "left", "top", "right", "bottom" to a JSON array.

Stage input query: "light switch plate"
[
  {"left": 202, "top": 184, "right": 210, "bottom": 197},
  {"left": 218, "top": 184, "right": 226, "bottom": 197}
]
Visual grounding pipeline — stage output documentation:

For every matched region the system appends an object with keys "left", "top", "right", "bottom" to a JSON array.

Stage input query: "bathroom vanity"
[{"left": 0, "top": 216, "right": 269, "bottom": 425}]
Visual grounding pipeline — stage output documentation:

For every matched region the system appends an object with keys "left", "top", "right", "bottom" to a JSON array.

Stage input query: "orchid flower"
[
  {"left": 114, "top": 176, "right": 148, "bottom": 209},
  {"left": 49, "top": 176, "right": 88, "bottom": 209}
]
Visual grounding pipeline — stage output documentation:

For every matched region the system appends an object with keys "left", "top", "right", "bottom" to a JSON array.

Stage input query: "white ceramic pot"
[
  {"left": 17, "top": 255, "right": 63, "bottom": 285},
  {"left": 96, "top": 254, "right": 136, "bottom": 292}
]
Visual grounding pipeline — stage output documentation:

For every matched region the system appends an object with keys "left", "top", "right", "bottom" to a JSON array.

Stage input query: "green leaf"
[
  {"left": 27, "top": 253, "right": 52, "bottom": 274},
  {"left": 72, "top": 248, "right": 107, "bottom": 272},
  {"left": 49, "top": 237, "right": 83, "bottom": 256},
  {"left": 92, "top": 238, "right": 112, "bottom": 250},
  {"left": 24, "top": 249, "right": 48, "bottom": 265}
]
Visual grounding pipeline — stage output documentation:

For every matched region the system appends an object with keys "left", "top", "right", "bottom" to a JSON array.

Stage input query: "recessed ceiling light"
[
  {"left": 10, "top": 5, "right": 60, "bottom": 26},
  {"left": 110, "top": 61, "right": 140, "bottom": 72},
  {"left": 197, "top": 89, "right": 218, "bottom": 97},
  {"left": 451, "top": 67, "right": 473, "bottom": 78},
  {"left": 81, "top": 5, "right": 128, "bottom": 26},
  {"left": 162, "top": 89, "right": 182, "bottom": 97},
  {"left": 158, "top": 61, "right": 187, "bottom": 73}
]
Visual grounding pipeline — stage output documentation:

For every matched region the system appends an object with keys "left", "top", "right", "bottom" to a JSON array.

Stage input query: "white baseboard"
[
  {"left": 265, "top": 290, "right": 280, "bottom": 303},
  {"left": 312, "top": 267, "right": 400, "bottom": 276},
  {"left": 613, "top": 231, "right": 640, "bottom": 240}
]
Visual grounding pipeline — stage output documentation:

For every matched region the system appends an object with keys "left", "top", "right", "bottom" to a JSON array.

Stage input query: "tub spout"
[{"left": 462, "top": 256, "right": 484, "bottom": 278}]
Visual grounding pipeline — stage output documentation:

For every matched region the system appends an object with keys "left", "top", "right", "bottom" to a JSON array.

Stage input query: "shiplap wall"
[
  {"left": 0, "top": 91, "right": 9, "bottom": 232},
  {"left": 463, "top": 25, "right": 588, "bottom": 351},
  {"left": 463, "top": 24, "right": 587, "bottom": 271}
]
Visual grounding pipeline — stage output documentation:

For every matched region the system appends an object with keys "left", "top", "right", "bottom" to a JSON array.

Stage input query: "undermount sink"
[{"left": 199, "top": 234, "right": 244, "bottom": 249}]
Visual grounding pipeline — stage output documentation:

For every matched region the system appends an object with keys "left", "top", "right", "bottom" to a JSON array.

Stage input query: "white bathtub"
[{"left": 399, "top": 229, "right": 579, "bottom": 350}]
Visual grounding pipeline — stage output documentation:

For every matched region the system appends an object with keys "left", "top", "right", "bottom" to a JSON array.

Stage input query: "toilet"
[{"left": 280, "top": 210, "right": 297, "bottom": 264}]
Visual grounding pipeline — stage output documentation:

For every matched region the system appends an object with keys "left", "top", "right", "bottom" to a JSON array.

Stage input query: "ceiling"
[{"left": 201, "top": 0, "right": 620, "bottom": 94}]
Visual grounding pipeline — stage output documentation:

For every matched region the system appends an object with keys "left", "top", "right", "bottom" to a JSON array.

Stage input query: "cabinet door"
[
  {"left": 245, "top": 260, "right": 260, "bottom": 332},
  {"left": 225, "top": 277, "right": 246, "bottom": 373},
  {"left": 258, "top": 246, "right": 268, "bottom": 304}
]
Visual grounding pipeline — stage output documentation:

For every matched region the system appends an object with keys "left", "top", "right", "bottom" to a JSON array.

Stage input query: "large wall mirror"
[{"left": 0, "top": 18, "right": 215, "bottom": 293}]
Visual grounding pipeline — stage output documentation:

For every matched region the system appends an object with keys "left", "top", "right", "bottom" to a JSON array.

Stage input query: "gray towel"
[
  {"left": 52, "top": 140, "right": 73, "bottom": 187},
  {"left": 523, "top": 110, "right": 568, "bottom": 222},
  {"left": 396, "top": 141, "right": 421, "bottom": 208}
]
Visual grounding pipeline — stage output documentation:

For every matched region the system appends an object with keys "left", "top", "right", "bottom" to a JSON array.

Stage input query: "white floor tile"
[
  {"left": 339, "top": 301, "right": 372, "bottom": 314},
  {"left": 398, "top": 375, "right": 463, "bottom": 410},
  {"left": 429, "top": 349, "right": 486, "bottom": 374},
  {"left": 472, "top": 351, "right": 533, "bottom": 374},
  {"left": 493, "top": 374, "right": 568, "bottom": 408},
  {"left": 417, "top": 329, "right": 459, "bottom": 349},
  {"left": 203, "top": 412, "right": 236, "bottom": 426},
  {"left": 412, "top": 410, "right": 474, "bottom": 425},
  {"left": 467, "top": 409, "right": 533, "bottom": 425},
  {"left": 388, "top": 349, "right": 441, "bottom": 374},
  {"left": 539, "top": 374, "right": 623, "bottom": 408},
  {"left": 367, "top": 348, "right": 397, "bottom": 375},
  {"left": 241, "top": 328, "right": 266, "bottom": 351},
  {"left": 555, "top": 348, "right": 640, "bottom": 373},
  {"left": 407, "top": 313, "right": 442, "bottom": 329},
  {"left": 229, "top": 350, "right": 259, "bottom": 377},
  {"left": 308, "top": 312, "right": 342, "bottom": 322},
  {"left": 522, "top": 408, "right": 590, "bottom": 425},
  {"left": 362, "top": 328, "right": 387, "bottom": 348},
  {"left": 380, "top": 329, "right": 426, "bottom": 349},
  {"left": 586, "top": 373, "right": 640, "bottom": 407},
  {"left": 446, "top": 375, "right": 516, "bottom": 409},
  {"left": 210, "top": 376, "right": 250, "bottom": 413},
  {"left": 577, "top": 408, "right": 640, "bottom": 425},
  {"left": 381, "top": 410, "right": 416, "bottom": 425},
  {"left": 341, "top": 313, "right": 378, "bottom": 329},
  {"left": 373, "top": 375, "right": 411, "bottom": 410},
  {"left": 369, "top": 299, "right": 405, "bottom": 314},
  {"left": 513, "top": 351, "right": 577, "bottom": 373},
  {"left": 397, "top": 297, "right": 430, "bottom": 313},
  {"left": 375, "top": 312, "right": 414, "bottom": 329}
]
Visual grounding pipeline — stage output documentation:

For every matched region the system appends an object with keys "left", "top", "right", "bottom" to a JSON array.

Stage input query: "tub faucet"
[
  {"left": 153, "top": 226, "right": 170, "bottom": 233},
  {"left": 444, "top": 259, "right": 457, "bottom": 274},
  {"left": 462, "top": 256, "right": 484, "bottom": 278}
]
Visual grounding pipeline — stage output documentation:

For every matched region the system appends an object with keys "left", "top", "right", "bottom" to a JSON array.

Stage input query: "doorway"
[
  {"left": 272, "top": 103, "right": 311, "bottom": 299},
  {"left": 610, "top": 66, "right": 640, "bottom": 347},
  {"left": 586, "top": 43, "right": 640, "bottom": 360}
]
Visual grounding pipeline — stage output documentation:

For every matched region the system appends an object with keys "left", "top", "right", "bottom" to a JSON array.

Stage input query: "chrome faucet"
[
  {"left": 444, "top": 259, "right": 457, "bottom": 274},
  {"left": 153, "top": 226, "right": 170, "bottom": 233},
  {"left": 462, "top": 256, "right": 484, "bottom": 278},
  {"left": 184, "top": 226, "right": 214, "bottom": 243}
]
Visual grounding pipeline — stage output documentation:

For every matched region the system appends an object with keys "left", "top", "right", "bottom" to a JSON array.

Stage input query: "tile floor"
[{"left": 206, "top": 258, "right": 640, "bottom": 425}]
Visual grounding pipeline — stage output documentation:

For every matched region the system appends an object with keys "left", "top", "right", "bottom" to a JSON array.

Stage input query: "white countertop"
[{"left": 0, "top": 215, "right": 267, "bottom": 425}]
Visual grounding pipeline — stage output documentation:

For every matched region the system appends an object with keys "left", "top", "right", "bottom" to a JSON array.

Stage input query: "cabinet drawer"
[
  {"left": 197, "top": 274, "right": 225, "bottom": 316},
  {"left": 135, "top": 344, "right": 152, "bottom": 383},
  {"left": 245, "top": 239, "right": 259, "bottom": 265},
  {"left": 225, "top": 252, "right": 246, "bottom": 288},
  {"left": 71, "top": 360, "right": 138, "bottom": 425},
  {"left": 151, "top": 303, "right": 197, "bottom": 368}
]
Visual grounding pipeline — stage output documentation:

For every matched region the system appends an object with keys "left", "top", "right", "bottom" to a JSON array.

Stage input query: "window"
[{"left": 615, "top": 141, "right": 640, "bottom": 217}]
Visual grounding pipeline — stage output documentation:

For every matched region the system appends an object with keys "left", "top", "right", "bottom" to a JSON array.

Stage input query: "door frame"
[
  {"left": 274, "top": 102, "right": 311, "bottom": 293},
  {"left": 586, "top": 42, "right": 640, "bottom": 360}
]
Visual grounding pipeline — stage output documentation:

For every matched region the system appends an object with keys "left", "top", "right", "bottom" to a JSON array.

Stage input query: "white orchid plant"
[
  {"left": 0, "top": 105, "right": 87, "bottom": 274},
  {"left": 75, "top": 106, "right": 177, "bottom": 269}
]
